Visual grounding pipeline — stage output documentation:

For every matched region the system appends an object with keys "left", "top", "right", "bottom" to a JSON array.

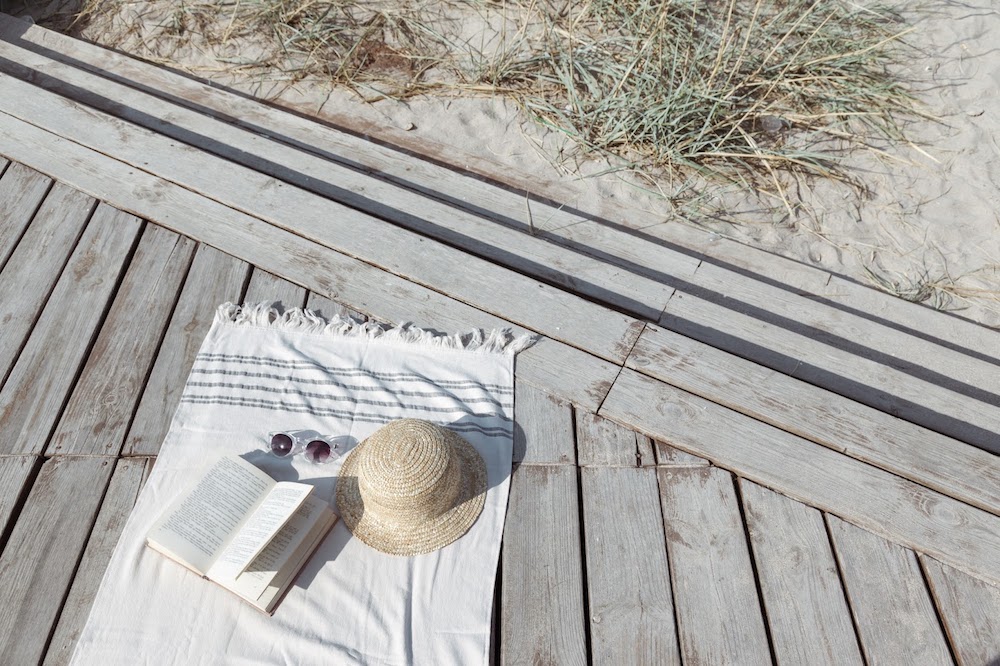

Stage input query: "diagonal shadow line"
[
  {"left": 661, "top": 317, "right": 1000, "bottom": 456},
  {"left": 7, "top": 22, "right": 1000, "bottom": 367},
  {"left": 0, "top": 54, "right": 667, "bottom": 326},
  {"left": 5, "top": 35, "right": 1000, "bottom": 411},
  {"left": 10, "top": 23, "right": 1000, "bottom": 363}
]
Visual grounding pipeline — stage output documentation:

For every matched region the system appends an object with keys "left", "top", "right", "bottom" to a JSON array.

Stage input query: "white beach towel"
[{"left": 70, "top": 303, "right": 530, "bottom": 666}]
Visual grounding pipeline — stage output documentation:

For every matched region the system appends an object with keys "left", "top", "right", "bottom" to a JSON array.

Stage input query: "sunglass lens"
[
  {"left": 306, "top": 440, "right": 331, "bottom": 463},
  {"left": 270, "top": 433, "right": 294, "bottom": 456}
]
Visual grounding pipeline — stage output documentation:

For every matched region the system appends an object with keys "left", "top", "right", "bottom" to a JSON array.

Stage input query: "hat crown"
[{"left": 357, "top": 419, "right": 460, "bottom": 519}]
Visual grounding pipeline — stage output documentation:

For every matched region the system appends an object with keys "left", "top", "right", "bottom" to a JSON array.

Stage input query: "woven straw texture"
[{"left": 336, "top": 419, "right": 487, "bottom": 556}]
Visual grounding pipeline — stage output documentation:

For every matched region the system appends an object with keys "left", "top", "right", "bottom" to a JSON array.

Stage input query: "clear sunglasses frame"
[{"left": 267, "top": 431, "right": 347, "bottom": 464}]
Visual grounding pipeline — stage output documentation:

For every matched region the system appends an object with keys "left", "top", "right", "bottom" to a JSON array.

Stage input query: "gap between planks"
[
  {"left": 0, "top": 113, "right": 621, "bottom": 411},
  {"left": 4, "top": 15, "right": 997, "bottom": 400},
  {"left": 10, "top": 10, "right": 993, "bottom": 378}
]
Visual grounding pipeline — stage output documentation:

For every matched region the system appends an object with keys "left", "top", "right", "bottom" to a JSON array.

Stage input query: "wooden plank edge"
[
  {"left": 8, "top": 12, "right": 999, "bottom": 369},
  {"left": 627, "top": 326, "right": 1000, "bottom": 516},
  {"left": 42, "top": 456, "right": 152, "bottom": 666},
  {"left": 0, "top": 36, "right": 679, "bottom": 325},
  {"left": 0, "top": 113, "right": 617, "bottom": 411},
  {"left": 0, "top": 70, "right": 642, "bottom": 366},
  {"left": 599, "top": 368, "right": 1000, "bottom": 589},
  {"left": 0, "top": 454, "right": 42, "bottom": 555}
]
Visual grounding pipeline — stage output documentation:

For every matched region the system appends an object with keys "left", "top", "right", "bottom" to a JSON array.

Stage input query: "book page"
[
  {"left": 252, "top": 506, "right": 338, "bottom": 612},
  {"left": 147, "top": 456, "right": 275, "bottom": 574},
  {"left": 224, "top": 495, "right": 330, "bottom": 600},
  {"left": 206, "top": 482, "right": 312, "bottom": 582}
]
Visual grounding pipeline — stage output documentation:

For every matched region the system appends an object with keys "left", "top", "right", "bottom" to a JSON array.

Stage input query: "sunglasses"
[{"left": 267, "top": 431, "right": 344, "bottom": 464}]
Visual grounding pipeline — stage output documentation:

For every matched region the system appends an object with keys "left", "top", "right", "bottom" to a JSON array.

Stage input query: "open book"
[{"left": 146, "top": 454, "right": 337, "bottom": 614}]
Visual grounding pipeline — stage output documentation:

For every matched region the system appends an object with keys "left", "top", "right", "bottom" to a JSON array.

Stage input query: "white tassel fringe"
[{"left": 215, "top": 302, "right": 537, "bottom": 356}]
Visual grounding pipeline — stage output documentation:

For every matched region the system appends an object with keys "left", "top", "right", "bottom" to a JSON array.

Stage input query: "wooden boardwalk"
[{"left": 1, "top": 12, "right": 999, "bottom": 665}]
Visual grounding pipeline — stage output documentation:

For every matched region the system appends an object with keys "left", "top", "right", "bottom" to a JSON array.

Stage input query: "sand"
[{"left": 14, "top": 0, "right": 1000, "bottom": 327}]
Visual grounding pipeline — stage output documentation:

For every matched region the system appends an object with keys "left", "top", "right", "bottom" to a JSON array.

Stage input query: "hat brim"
[{"left": 335, "top": 427, "right": 487, "bottom": 556}]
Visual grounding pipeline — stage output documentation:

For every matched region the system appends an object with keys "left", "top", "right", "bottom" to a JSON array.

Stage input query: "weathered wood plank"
[
  {"left": 11, "top": 12, "right": 998, "bottom": 375},
  {"left": 738, "top": 479, "right": 863, "bottom": 666},
  {"left": 0, "top": 182, "right": 95, "bottom": 386},
  {"left": 125, "top": 244, "right": 249, "bottom": 456},
  {"left": 0, "top": 15, "right": 693, "bottom": 322},
  {"left": 501, "top": 464, "right": 587, "bottom": 666},
  {"left": 49, "top": 225, "right": 195, "bottom": 456},
  {"left": 0, "top": 204, "right": 143, "bottom": 455},
  {"left": 661, "top": 290, "right": 1000, "bottom": 454},
  {"left": 0, "top": 14, "right": 586, "bottom": 242},
  {"left": 645, "top": 220, "right": 1000, "bottom": 364},
  {"left": 921, "top": 555, "right": 1000, "bottom": 666},
  {"left": 653, "top": 440, "right": 709, "bottom": 467},
  {"left": 823, "top": 274, "right": 1000, "bottom": 364},
  {"left": 826, "top": 515, "right": 953, "bottom": 665},
  {"left": 0, "top": 456, "right": 115, "bottom": 666},
  {"left": 306, "top": 292, "right": 367, "bottom": 322},
  {"left": 243, "top": 268, "right": 307, "bottom": 310},
  {"left": 581, "top": 466, "right": 679, "bottom": 665},
  {"left": 0, "top": 111, "right": 619, "bottom": 411},
  {"left": 600, "top": 369, "right": 1000, "bottom": 587},
  {"left": 657, "top": 466, "right": 771, "bottom": 665},
  {"left": 0, "top": 456, "right": 37, "bottom": 549},
  {"left": 43, "top": 456, "right": 152, "bottom": 666},
  {"left": 0, "top": 161, "right": 50, "bottom": 271},
  {"left": 0, "top": 71, "right": 643, "bottom": 366},
  {"left": 576, "top": 412, "right": 654, "bottom": 467},
  {"left": 513, "top": 381, "right": 575, "bottom": 465},
  {"left": 644, "top": 221, "right": 831, "bottom": 294},
  {"left": 689, "top": 260, "right": 998, "bottom": 409},
  {"left": 629, "top": 324, "right": 1000, "bottom": 515}
]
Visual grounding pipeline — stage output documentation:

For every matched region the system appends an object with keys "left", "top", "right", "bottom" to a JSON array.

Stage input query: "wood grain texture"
[
  {"left": 243, "top": 268, "right": 307, "bottom": 310},
  {"left": 0, "top": 70, "right": 642, "bottom": 366},
  {"left": 738, "top": 479, "right": 863, "bottom": 666},
  {"left": 0, "top": 15, "right": 694, "bottom": 321},
  {"left": 125, "top": 244, "right": 249, "bottom": 455},
  {"left": 512, "top": 381, "right": 575, "bottom": 465},
  {"left": 0, "top": 161, "right": 51, "bottom": 270},
  {"left": 576, "top": 412, "right": 654, "bottom": 466},
  {"left": 629, "top": 324, "right": 1000, "bottom": 515},
  {"left": 658, "top": 466, "right": 771, "bottom": 665},
  {"left": 501, "top": 464, "right": 587, "bottom": 666},
  {"left": 644, "top": 220, "right": 1000, "bottom": 365},
  {"left": 581, "top": 466, "right": 679, "bottom": 665},
  {"left": 43, "top": 457, "right": 152, "bottom": 666},
  {"left": 0, "top": 456, "right": 37, "bottom": 548},
  {"left": 689, "top": 260, "right": 996, "bottom": 393},
  {"left": 643, "top": 221, "right": 832, "bottom": 294},
  {"left": 0, "top": 456, "right": 115, "bottom": 666},
  {"left": 0, "top": 182, "right": 95, "bottom": 386},
  {"left": 306, "top": 292, "right": 367, "bottom": 322},
  {"left": 0, "top": 111, "right": 619, "bottom": 411},
  {"left": 826, "top": 515, "right": 953, "bottom": 666},
  {"left": 661, "top": 290, "right": 1000, "bottom": 454},
  {"left": 600, "top": 369, "right": 1000, "bottom": 588},
  {"left": 50, "top": 225, "right": 196, "bottom": 456},
  {"left": 0, "top": 204, "right": 142, "bottom": 455},
  {"left": 653, "top": 440, "right": 709, "bottom": 467},
  {"left": 824, "top": 274, "right": 1000, "bottom": 366},
  {"left": 11, "top": 12, "right": 996, "bottom": 373},
  {"left": 921, "top": 555, "right": 1000, "bottom": 666}
]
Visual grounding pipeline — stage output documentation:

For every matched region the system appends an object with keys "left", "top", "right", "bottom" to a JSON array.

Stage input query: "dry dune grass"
[
  {"left": 38, "top": 0, "right": 922, "bottom": 190},
  {"left": 14, "top": 0, "right": 1000, "bottom": 317}
]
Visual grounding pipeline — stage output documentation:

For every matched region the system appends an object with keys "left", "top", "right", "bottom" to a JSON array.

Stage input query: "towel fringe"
[{"left": 215, "top": 302, "right": 537, "bottom": 356}]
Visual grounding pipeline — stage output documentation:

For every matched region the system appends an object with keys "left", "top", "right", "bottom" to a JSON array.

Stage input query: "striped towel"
[{"left": 71, "top": 302, "right": 530, "bottom": 666}]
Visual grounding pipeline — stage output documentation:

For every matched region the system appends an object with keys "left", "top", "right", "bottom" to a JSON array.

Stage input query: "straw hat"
[{"left": 336, "top": 419, "right": 487, "bottom": 556}]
